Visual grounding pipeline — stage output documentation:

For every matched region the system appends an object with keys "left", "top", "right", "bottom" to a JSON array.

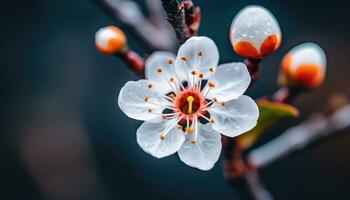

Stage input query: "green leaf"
[{"left": 236, "top": 98, "right": 299, "bottom": 149}]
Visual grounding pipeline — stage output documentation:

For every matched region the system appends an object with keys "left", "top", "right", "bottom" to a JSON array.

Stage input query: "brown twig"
[
  {"left": 91, "top": 0, "right": 176, "bottom": 51},
  {"left": 248, "top": 95, "right": 350, "bottom": 168},
  {"left": 115, "top": 49, "right": 145, "bottom": 78},
  {"left": 244, "top": 59, "right": 261, "bottom": 86},
  {"left": 161, "top": 0, "right": 200, "bottom": 44},
  {"left": 222, "top": 58, "right": 269, "bottom": 200}
]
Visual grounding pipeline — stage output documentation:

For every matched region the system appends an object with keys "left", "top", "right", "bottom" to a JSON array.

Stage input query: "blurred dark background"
[{"left": 1, "top": 0, "right": 350, "bottom": 199}]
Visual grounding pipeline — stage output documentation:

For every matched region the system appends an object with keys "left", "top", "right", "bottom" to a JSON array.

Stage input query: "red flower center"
[{"left": 175, "top": 89, "right": 204, "bottom": 116}]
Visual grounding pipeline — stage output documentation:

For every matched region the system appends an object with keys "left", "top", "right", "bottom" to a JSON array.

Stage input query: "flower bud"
[
  {"left": 95, "top": 25, "right": 126, "bottom": 54},
  {"left": 230, "top": 5, "right": 281, "bottom": 59},
  {"left": 279, "top": 43, "right": 327, "bottom": 88}
]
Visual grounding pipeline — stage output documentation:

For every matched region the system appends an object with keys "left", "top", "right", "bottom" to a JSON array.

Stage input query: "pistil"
[{"left": 187, "top": 96, "right": 194, "bottom": 114}]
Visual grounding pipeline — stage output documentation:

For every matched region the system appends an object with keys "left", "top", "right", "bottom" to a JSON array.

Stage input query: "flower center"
[{"left": 175, "top": 89, "right": 203, "bottom": 115}]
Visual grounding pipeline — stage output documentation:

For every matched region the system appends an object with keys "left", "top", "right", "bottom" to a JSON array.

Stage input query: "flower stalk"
[{"left": 115, "top": 49, "right": 145, "bottom": 77}]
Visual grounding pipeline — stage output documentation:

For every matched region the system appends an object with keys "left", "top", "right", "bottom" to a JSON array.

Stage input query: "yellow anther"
[
  {"left": 181, "top": 56, "right": 187, "bottom": 61},
  {"left": 156, "top": 67, "right": 163, "bottom": 73},
  {"left": 191, "top": 70, "right": 197, "bottom": 75},
  {"left": 185, "top": 127, "right": 193, "bottom": 133},
  {"left": 177, "top": 125, "right": 183, "bottom": 130},
  {"left": 221, "top": 101, "right": 226, "bottom": 106},
  {"left": 168, "top": 59, "right": 173, "bottom": 64},
  {"left": 208, "top": 82, "right": 215, "bottom": 87},
  {"left": 160, "top": 134, "right": 165, "bottom": 140},
  {"left": 187, "top": 95, "right": 194, "bottom": 114},
  {"left": 190, "top": 139, "right": 196, "bottom": 144},
  {"left": 144, "top": 96, "right": 149, "bottom": 102}
]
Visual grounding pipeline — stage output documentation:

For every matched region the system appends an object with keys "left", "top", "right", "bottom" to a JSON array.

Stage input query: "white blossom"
[{"left": 118, "top": 36, "right": 259, "bottom": 170}]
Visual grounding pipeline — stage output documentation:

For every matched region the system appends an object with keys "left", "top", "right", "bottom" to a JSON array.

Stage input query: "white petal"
[
  {"left": 175, "top": 36, "right": 219, "bottom": 80},
  {"left": 178, "top": 124, "right": 222, "bottom": 170},
  {"left": 137, "top": 118, "right": 185, "bottom": 158},
  {"left": 206, "top": 62, "right": 251, "bottom": 102},
  {"left": 145, "top": 51, "right": 177, "bottom": 94},
  {"left": 118, "top": 80, "right": 169, "bottom": 121},
  {"left": 209, "top": 95, "right": 259, "bottom": 137}
]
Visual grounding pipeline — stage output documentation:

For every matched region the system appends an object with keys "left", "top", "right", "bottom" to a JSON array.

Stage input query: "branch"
[
  {"left": 91, "top": 0, "right": 176, "bottom": 51},
  {"left": 116, "top": 49, "right": 145, "bottom": 77},
  {"left": 248, "top": 103, "right": 350, "bottom": 168},
  {"left": 161, "top": 0, "right": 200, "bottom": 44}
]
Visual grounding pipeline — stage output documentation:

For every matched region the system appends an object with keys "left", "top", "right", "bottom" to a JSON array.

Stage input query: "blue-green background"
[{"left": 1, "top": 0, "right": 350, "bottom": 199}]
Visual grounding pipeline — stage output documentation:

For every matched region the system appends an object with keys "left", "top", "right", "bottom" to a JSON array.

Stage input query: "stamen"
[
  {"left": 185, "top": 126, "right": 193, "bottom": 134},
  {"left": 148, "top": 84, "right": 153, "bottom": 89},
  {"left": 161, "top": 112, "right": 179, "bottom": 120},
  {"left": 202, "top": 82, "right": 215, "bottom": 97},
  {"left": 156, "top": 67, "right": 163, "bottom": 73},
  {"left": 144, "top": 96, "right": 149, "bottom": 102},
  {"left": 197, "top": 74, "right": 204, "bottom": 92},
  {"left": 160, "top": 134, "right": 166, "bottom": 140},
  {"left": 163, "top": 95, "right": 175, "bottom": 102},
  {"left": 203, "top": 99, "right": 215, "bottom": 108},
  {"left": 220, "top": 101, "right": 226, "bottom": 106},
  {"left": 163, "top": 76, "right": 178, "bottom": 93},
  {"left": 159, "top": 116, "right": 183, "bottom": 141},
  {"left": 190, "top": 117, "right": 198, "bottom": 144},
  {"left": 150, "top": 112, "right": 179, "bottom": 119},
  {"left": 181, "top": 58, "right": 190, "bottom": 86},
  {"left": 167, "top": 58, "right": 185, "bottom": 90},
  {"left": 147, "top": 101, "right": 175, "bottom": 110},
  {"left": 187, "top": 96, "right": 194, "bottom": 114},
  {"left": 209, "top": 67, "right": 214, "bottom": 73},
  {"left": 198, "top": 113, "right": 211, "bottom": 122}
]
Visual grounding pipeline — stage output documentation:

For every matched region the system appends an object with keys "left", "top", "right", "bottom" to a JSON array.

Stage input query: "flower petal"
[
  {"left": 137, "top": 118, "right": 185, "bottom": 158},
  {"left": 175, "top": 36, "right": 219, "bottom": 81},
  {"left": 178, "top": 124, "right": 221, "bottom": 171},
  {"left": 118, "top": 80, "right": 169, "bottom": 121},
  {"left": 145, "top": 51, "right": 177, "bottom": 94},
  {"left": 206, "top": 62, "right": 251, "bottom": 101},
  {"left": 209, "top": 95, "right": 259, "bottom": 137}
]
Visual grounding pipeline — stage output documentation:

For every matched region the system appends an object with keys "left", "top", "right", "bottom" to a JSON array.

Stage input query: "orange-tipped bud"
[
  {"left": 279, "top": 43, "right": 327, "bottom": 89},
  {"left": 230, "top": 5, "right": 281, "bottom": 59},
  {"left": 95, "top": 25, "right": 126, "bottom": 55}
]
